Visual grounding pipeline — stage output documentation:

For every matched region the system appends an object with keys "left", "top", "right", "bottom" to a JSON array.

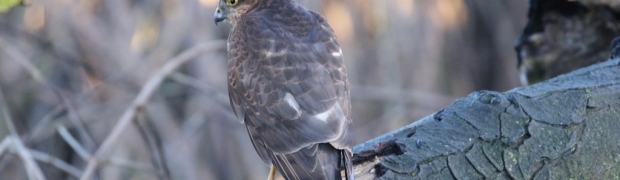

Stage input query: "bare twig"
[
  {"left": 169, "top": 72, "right": 230, "bottom": 106},
  {"left": 0, "top": 137, "right": 12, "bottom": 156},
  {"left": 170, "top": 72, "right": 238, "bottom": 135},
  {"left": 56, "top": 109, "right": 164, "bottom": 178},
  {"left": 0, "top": 136, "right": 82, "bottom": 178},
  {"left": 0, "top": 40, "right": 97, "bottom": 152},
  {"left": 57, "top": 125, "right": 91, "bottom": 160},
  {"left": 23, "top": 149, "right": 83, "bottom": 178},
  {"left": 79, "top": 41, "right": 225, "bottom": 180},
  {"left": 0, "top": 40, "right": 45, "bottom": 83},
  {"left": 26, "top": 105, "right": 66, "bottom": 142},
  {"left": 0, "top": 87, "right": 46, "bottom": 180},
  {"left": 0, "top": 136, "right": 15, "bottom": 177},
  {"left": 134, "top": 109, "right": 170, "bottom": 180},
  {"left": 53, "top": 91, "right": 97, "bottom": 152}
]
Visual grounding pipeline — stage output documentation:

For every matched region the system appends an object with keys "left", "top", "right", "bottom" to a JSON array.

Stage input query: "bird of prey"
[{"left": 214, "top": 0, "right": 354, "bottom": 180}]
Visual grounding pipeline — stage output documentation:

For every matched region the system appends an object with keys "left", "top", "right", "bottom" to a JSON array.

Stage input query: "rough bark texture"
[
  {"left": 351, "top": 58, "right": 620, "bottom": 179},
  {"left": 349, "top": 1, "right": 620, "bottom": 179}
]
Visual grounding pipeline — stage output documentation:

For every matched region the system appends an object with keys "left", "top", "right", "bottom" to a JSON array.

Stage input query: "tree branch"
[
  {"left": 0, "top": 82, "right": 46, "bottom": 180},
  {"left": 79, "top": 41, "right": 225, "bottom": 180},
  {"left": 351, "top": 59, "right": 620, "bottom": 179}
]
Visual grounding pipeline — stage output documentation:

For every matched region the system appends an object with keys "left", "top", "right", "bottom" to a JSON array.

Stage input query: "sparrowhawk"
[{"left": 214, "top": 0, "right": 354, "bottom": 179}]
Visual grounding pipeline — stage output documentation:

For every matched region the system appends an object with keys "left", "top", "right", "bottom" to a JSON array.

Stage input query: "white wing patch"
[
  {"left": 314, "top": 102, "right": 345, "bottom": 122},
  {"left": 265, "top": 49, "right": 287, "bottom": 58},
  {"left": 284, "top": 93, "right": 301, "bottom": 112},
  {"left": 314, "top": 110, "right": 331, "bottom": 121},
  {"left": 265, "top": 40, "right": 286, "bottom": 57},
  {"left": 331, "top": 48, "right": 343, "bottom": 57}
]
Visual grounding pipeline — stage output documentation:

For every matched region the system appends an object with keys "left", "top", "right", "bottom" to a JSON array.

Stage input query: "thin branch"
[
  {"left": 0, "top": 136, "right": 82, "bottom": 178},
  {"left": 134, "top": 109, "right": 170, "bottom": 180},
  {"left": 0, "top": 85, "right": 46, "bottom": 180},
  {"left": 57, "top": 125, "right": 91, "bottom": 160},
  {"left": 23, "top": 149, "right": 83, "bottom": 178},
  {"left": 0, "top": 137, "right": 12, "bottom": 156},
  {"left": 0, "top": 40, "right": 97, "bottom": 152},
  {"left": 26, "top": 105, "right": 65, "bottom": 142},
  {"left": 7, "top": 133, "right": 47, "bottom": 180},
  {"left": 0, "top": 40, "right": 45, "bottom": 83},
  {"left": 79, "top": 41, "right": 226, "bottom": 180},
  {"left": 0, "top": 136, "right": 15, "bottom": 177},
  {"left": 53, "top": 91, "right": 97, "bottom": 152},
  {"left": 169, "top": 72, "right": 239, "bottom": 134},
  {"left": 169, "top": 72, "right": 230, "bottom": 106}
]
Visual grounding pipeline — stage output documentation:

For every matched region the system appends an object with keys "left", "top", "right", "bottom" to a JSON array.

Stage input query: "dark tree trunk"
[{"left": 515, "top": 0, "right": 620, "bottom": 85}]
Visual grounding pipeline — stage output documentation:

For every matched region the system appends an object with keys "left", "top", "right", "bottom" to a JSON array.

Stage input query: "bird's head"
[{"left": 214, "top": 0, "right": 257, "bottom": 26}]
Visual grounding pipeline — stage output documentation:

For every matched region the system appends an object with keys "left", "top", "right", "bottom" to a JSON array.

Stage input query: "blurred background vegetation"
[{"left": 0, "top": 0, "right": 526, "bottom": 179}]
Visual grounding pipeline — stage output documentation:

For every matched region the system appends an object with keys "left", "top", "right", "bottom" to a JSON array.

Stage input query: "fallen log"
[{"left": 352, "top": 58, "right": 620, "bottom": 179}]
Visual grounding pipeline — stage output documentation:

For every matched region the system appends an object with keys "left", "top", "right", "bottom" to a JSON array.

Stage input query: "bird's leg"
[{"left": 267, "top": 165, "right": 276, "bottom": 180}]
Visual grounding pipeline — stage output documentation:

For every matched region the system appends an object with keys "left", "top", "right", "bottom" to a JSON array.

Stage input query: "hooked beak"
[{"left": 214, "top": 7, "right": 226, "bottom": 25}]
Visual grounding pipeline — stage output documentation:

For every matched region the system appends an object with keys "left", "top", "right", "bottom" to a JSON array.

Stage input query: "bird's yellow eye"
[{"left": 226, "top": 0, "right": 238, "bottom": 6}]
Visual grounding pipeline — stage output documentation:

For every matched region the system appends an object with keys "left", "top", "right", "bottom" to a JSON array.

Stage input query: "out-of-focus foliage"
[
  {"left": 0, "top": 0, "right": 21, "bottom": 14},
  {"left": 0, "top": 0, "right": 526, "bottom": 179}
]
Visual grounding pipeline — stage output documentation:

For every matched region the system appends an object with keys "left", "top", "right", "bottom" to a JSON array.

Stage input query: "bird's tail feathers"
[
  {"left": 272, "top": 143, "right": 348, "bottom": 180},
  {"left": 342, "top": 149, "right": 354, "bottom": 180}
]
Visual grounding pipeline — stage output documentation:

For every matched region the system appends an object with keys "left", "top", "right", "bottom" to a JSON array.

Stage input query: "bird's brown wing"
[{"left": 227, "top": 7, "right": 353, "bottom": 179}]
